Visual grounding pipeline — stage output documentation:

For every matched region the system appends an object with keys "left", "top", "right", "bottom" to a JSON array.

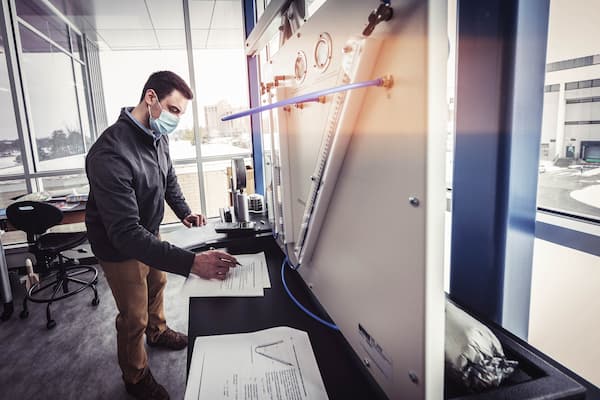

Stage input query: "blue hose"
[
  {"left": 281, "top": 257, "right": 339, "bottom": 331},
  {"left": 221, "top": 77, "right": 386, "bottom": 122}
]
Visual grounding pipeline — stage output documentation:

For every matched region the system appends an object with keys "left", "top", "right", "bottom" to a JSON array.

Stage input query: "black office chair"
[{"left": 6, "top": 201, "right": 99, "bottom": 329}]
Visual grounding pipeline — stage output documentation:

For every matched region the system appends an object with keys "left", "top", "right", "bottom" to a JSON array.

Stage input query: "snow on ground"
[{"left": 570, "top": 184, "right": 600, "bottom": 209}]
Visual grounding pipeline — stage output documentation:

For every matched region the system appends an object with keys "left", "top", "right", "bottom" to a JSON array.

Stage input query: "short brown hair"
[{"left": 140, "top": 71, "right": 193, "bottom": 102}]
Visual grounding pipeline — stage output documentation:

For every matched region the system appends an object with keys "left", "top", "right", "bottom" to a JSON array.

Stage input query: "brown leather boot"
[
  {"left": 125, "top": 369, "right": 169, "bottom": 400},
  {"left": 147, "top": 327, "right": 188, "bottom": 350}
]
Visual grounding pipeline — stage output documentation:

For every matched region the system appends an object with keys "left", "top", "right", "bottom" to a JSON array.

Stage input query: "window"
[
  {"left": 98, "top": 0, "right": 252, "bottom": 220},
  {"left": 537, "top": 1, "right": 600, "bottom": 221},
  {"left": 16, "top": 0, "right": 92, "bottom": 172},
  {"left": 39, "top": 174, "right": 88, "bottom": 196},
  {"left": 0, "top": 31, "right": 24, "bottom": 175},
  {"left": 162, "top": 163, "right": 202, "bottom": 223},
  {"left": 0, "top": 0, "right": 97, "bottom": 245},
  {"left": 529, "top": 0, "right": 600, "bottom": 389},
  {"left": 16, "top": 0, "right": 70, "bottom": 52},
  {"left": 189, "top": 1, "right": 252, "bottom": 158},
  {"left": 203, "top": 158, "right": 254, "bottom": 218},
  {"left": 19, "top": 26, "right": 86, "bottom": 171}
]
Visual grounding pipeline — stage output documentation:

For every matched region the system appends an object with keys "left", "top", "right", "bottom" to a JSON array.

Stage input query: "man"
[{"left": 85, "top": 71, "right": 238, "bottom": 400}]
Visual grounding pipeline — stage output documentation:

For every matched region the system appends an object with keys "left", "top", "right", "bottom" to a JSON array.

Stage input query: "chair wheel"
[
  {"left": 47, "top": 320, "right": 56, "bottom": 329},
  {"left": 92, "top": 298, "right": 100, "bottom": 306},
  {"left": 20, "top": 310, "right": 29, "bottom": 319}
]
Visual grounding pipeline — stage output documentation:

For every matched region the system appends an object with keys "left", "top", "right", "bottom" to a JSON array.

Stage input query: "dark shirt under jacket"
[{"left": 85, "top": 107, "right": 195, "bottom": 277}]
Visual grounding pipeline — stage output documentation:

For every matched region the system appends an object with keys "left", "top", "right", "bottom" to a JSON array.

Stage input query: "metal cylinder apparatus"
[{"left": 234, "top": 192, "right": 250, "bottom": 222}]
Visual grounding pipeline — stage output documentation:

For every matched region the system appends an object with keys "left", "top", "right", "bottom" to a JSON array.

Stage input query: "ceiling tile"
[
  {"left": 206, "top": 28, "right": 243, "bottom": 49},
  {"left": 85, "top": 0, "right": 153, "bottom": 30},
  {"left": 191, "top": 29, "right": 209, "bottom": 48},
  {"left": 98, "top": 29, "right": 158, "bottom": 49},
  {"left": 155, "top": 29, "right": 186, "bottom": 49},
  {"left": 146, "top": 0, "right": 185, "bottom": 30},
  {"left": 211, "top": 1, "right": 242, "bottom": 29},
  {"left": 189, "top": 1, "right": 214, "bottom": 29}
]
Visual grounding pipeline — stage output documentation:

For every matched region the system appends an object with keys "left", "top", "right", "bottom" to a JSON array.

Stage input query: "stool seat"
[{"left": 36, "top": 232, "right": 88, "bottom": 254}]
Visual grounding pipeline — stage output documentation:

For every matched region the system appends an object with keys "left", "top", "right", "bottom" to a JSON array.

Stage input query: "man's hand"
[
  {"left": 190, "top": 250, "right": 239, "bottom": 280},
  {"left": 182, "top": 213, "right": 207, "bottom": 228}
]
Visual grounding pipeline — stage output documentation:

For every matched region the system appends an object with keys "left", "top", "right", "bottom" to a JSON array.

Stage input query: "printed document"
[
  {"left": 185, "top": 326, "right": 329, "bottom": 400},
  {"left": 182, "top": 252, "right": 270, "bottom": 297}
]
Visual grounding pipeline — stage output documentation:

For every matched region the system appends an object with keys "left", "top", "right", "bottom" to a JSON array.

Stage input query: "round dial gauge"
[
  {"left": 314, "top": 32, "right": 332, "bottom": 71},
  {"left": 294, "top": 51, "right": 307, "bottom": 84}
]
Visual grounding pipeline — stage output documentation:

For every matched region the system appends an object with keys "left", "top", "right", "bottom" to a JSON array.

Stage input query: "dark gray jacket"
[{"left": 85, "top": 108, "right": 195, "bottom": 276}]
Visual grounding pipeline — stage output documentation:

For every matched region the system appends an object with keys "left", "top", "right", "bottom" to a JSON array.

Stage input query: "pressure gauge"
[
  {"left": 294, "top": 51, "right": 307, "bottom": 84},
  {"left": 314, "top": 32, "right": 332, "bottom": 72}
]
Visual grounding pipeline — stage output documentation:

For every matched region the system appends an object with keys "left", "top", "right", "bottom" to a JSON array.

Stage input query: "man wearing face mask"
[{"left": 85, "top": 71, "right": 238, "bottom": 400}]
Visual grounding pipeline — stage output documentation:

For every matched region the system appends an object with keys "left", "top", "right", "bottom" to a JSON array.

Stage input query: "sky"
[{"left": 100, "top": 48, "right": 250, "bottom": 131}]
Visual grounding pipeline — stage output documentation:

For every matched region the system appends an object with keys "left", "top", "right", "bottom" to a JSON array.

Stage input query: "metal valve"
[{"left": 362, "top": 2, "right": 394, "bottom": 37}]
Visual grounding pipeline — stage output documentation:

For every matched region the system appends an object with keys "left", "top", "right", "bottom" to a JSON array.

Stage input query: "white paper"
[
  {"left": 182, "top": 252, "right": 270, "bottom": 297},
  {"left": 185, "top": 326, "right": 329, "bottom": 400}
]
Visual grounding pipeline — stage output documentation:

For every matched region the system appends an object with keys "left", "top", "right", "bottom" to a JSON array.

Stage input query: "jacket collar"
[{"left": 120, "top": 107, "right": 161, "bottom": 144}]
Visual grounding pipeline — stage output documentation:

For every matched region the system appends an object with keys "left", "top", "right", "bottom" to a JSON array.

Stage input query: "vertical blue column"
[
  {"left": 450, "top": 0, "right": 549, "bottom": 339},
  {"left": 243, "top": 0, "right": 265, "bottom": 195}
]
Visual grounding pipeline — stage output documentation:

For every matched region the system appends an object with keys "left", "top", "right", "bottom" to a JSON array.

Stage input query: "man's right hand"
[{"left": 190, "top": 250, "right": 239, "bottom": 280}]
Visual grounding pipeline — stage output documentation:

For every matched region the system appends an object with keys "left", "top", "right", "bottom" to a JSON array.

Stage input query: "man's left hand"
[{"left": 182, "top": 213, "right": 207, "bottom": 228}]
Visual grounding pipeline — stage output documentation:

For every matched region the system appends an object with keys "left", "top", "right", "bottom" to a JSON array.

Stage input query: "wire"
[
  {"left": 221, "top": 77, "right": 387, "bottom": 122},
  {"left": 283, "top": 242, "right": 300, "bottom": 270},
  {"left": 281, "top": 257, "right": 339, "bottom": 331}
]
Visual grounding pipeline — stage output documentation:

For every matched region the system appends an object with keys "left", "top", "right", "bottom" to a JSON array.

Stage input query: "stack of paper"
[
  {"left": 182, "top": 252, "right": 270, "bottom": 297},
  {"left": 185, "top": 326, "right": 329, "bottom": 400}
]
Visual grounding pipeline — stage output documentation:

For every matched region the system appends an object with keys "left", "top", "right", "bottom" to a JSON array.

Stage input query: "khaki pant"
[{"left": 100, "top": 259, "right": 167, "bottom": 384}]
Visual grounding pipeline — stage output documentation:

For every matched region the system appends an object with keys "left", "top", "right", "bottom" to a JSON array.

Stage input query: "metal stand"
[{"left": 20, "top": 254, "right": 99, "bottom": 329}]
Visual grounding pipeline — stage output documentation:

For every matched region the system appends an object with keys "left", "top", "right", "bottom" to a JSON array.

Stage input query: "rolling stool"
[{"left": 6, "top": 201, "right": 99, "bottom": 329}]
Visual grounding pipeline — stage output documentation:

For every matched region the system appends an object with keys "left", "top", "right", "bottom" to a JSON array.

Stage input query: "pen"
[{"left": 221, "top": 258, "right": 242, "bottom": 266}]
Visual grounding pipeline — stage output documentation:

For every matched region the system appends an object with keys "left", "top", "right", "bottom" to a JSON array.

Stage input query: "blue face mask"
[{"left": 148, "top": 101, "right": 179, "bottom": 136}]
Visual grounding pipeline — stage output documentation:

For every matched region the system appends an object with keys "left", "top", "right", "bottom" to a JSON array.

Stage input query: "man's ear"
[{"left": 144, "top": 89, "right": 157, "bottom": 105}]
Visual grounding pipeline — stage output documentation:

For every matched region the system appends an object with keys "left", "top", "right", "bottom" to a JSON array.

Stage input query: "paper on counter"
[
  {"left": 236, "top": 252, "right": 270, "bottom": 289},
  {"left": 182, "top": 252, "right": 270, "bottom": 297},
  {"left": 185, "top": 326, "right": 329, "bottom": 400}
]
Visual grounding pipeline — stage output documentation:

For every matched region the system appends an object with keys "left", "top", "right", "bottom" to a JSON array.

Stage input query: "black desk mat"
[{"left": 187, "top": 237, "right": 386, "bottom": 400}]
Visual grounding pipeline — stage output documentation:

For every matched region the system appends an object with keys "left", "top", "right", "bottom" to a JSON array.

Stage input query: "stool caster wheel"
[
  {"left": 47, "top": 320, "right": 56, "bottom": 329},
  {"left": 1, "top": 302, "right": 14, "bottom": 321},
  {"left": 92, "top": 298, "right": 100, "bottom": 306},
  {"left": 20, "top": 310, "right": 29, "bottom": 319}
]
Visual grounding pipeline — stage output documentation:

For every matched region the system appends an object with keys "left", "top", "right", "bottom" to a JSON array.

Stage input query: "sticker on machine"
[{"left": 358, "top": 323, "right": 393, "bottom": 380}]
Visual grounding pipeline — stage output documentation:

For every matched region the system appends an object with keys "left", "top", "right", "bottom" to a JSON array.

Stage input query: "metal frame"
[
  {"left": 183, "top": 0, "right": 208, "bottom": 216},
  {"left": 244, "top": 0, "right": 289, "bottom": 56},
  {"left": 37, "top": 0, "right": 82, "bottom": 36},
  {"left": 0, "top": 0, "right": 102, "bottom": 196},
  {"left": 243, "top": 0, "right": 265, "bottom": 196},
  {"left": 0, "top": 0, "right": 33, "bottom": 191},
  {"left": 16, "top": 18, "right": 85, "bottom": 65},
  {"left": 450, "top": 0, "right": 550, "bottom": 339},
  {"left": 83, "top": 35, "right": 108, "bottom": 138},
  {"left": 536, "top": 216, "right": 600, "bottom": 257},
  {"left": 67, "top": 26, "right": 88, "bottom": 154},
  {"left": 79, "top": 33, "right": 98, "bottom": 151}
]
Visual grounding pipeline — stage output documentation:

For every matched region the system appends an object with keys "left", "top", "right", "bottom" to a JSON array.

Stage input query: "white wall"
[{"left": 528, "top": 238, "right": 600, "bottom": 386}]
